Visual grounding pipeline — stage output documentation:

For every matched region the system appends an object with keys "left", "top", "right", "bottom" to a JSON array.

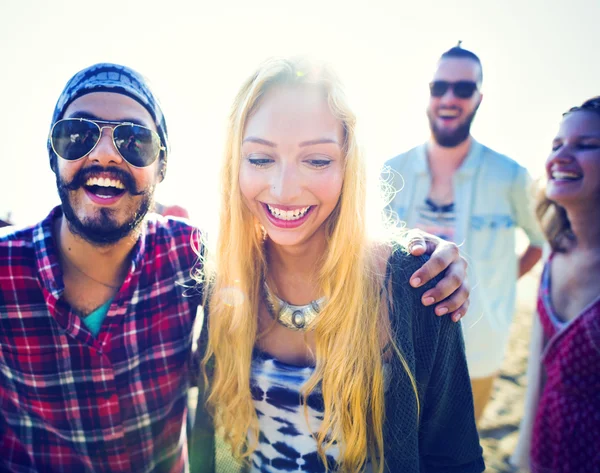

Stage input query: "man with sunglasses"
[
  {"left": 0, "top": 63, "right": 203, "bottom": 473},
  {"left": 0, "top": 62, "right": 474, "bottom": 473},
  {"left": 385, "top": 45, "right": 545, "bottom": 424}
]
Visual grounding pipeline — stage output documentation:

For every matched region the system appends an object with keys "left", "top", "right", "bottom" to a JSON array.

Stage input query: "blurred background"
[
  {"left": 1, "top": 1, "right": 598, "bottom": 470},
  {"left": 1, "top": 0, "right": 599, "bottom": 232}
]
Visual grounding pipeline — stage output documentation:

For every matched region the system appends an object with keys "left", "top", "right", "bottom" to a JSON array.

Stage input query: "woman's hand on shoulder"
[{"left": 404, "top": 229, "right": 470, "bottom": 323}]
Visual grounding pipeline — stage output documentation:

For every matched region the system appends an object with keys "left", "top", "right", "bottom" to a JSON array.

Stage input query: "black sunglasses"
[
  {"left": 50, "top": 118, "right": 165, "bottom": 168},
  {"left": 429, "top": 81, "right": 479, "bottom": 99}
]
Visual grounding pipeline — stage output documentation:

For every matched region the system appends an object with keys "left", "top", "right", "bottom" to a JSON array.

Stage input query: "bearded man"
[{"left": 385, "top": 45, "right": 545, "bottom": 423}]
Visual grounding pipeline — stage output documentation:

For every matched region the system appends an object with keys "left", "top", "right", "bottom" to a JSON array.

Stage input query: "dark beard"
[
  {"left": 428, "top": 104, "right": 479, "bottom": 148},
  {"left": 56, "top": 165, "right": 154, "bottom": 246}
]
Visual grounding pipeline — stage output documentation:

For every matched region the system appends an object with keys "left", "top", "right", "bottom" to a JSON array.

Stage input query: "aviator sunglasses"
[
  {"left": 429, "top": 80, "right": 479, "bottom": 99},
  {"left": 50, "top": 118, "right": 165, "bottom": 168}
]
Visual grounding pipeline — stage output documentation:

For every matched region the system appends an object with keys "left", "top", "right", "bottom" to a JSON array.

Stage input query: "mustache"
[
  {"left": 62, "top": 165, "right": 145, "bottom": 196},
  {"left": 437, "top": 106, "right": 462, "bottom": 113}
]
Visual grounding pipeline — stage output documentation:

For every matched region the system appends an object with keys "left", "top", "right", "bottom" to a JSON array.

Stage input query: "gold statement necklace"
[{"left": 262, "top": 280, "right": 327, "bottom": 331}]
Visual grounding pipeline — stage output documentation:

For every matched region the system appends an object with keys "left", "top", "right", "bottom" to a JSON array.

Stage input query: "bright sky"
[{"left": 1, "top": 0, "right": 598, "bottom": 233}]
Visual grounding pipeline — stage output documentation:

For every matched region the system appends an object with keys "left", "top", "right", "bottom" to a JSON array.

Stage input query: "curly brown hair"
[{"left": 536, "top": 96, "right": 600, "bottom": 252}]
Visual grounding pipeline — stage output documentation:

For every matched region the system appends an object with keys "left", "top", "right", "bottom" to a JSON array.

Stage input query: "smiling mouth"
[
  {"left": 550, "top": 171, "right": 583, "bottom": 181},
  {"left": 84, "top": 176, "right": 127, "bottom": 199},
  {"left": 438, "top": 109, "right": 461, "bottom": 119},
  {"left": 551, "top": 171, "right": 582, "bottom": 182},
  {"left": 266, "top": 204, "right": 312, "bottom": 221}
]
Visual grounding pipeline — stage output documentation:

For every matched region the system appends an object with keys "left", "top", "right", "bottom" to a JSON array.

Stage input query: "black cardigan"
[{"left": 189, "top": 248, "right": 485, "bottom": 473}]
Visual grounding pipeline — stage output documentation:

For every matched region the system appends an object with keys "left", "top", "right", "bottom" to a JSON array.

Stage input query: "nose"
[
  {"left": 546, "top": 143, "right": 574, "bottom": 174},
  {"left": 87, "top": 126, "right": 124, "bottom": 166},
  {"left": 270, "top": 162, "right": 302, "bottom": 203},
  {"left": 439, "top": 87, "right": 459, "bottom": 103},
  {"left": 550, "top": 142, "right": 575, "bottom": 163}
]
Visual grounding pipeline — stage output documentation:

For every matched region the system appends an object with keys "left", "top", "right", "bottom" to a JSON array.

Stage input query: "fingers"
[
  {"left": 406, "top": 230, "right": 427, "bottom": 256},
  {"left": 421, "top": 265, "right": 464, "bottom": 302},
  {"left": 427, "top": 282, "right": 470, "bottom": 322},
  {"left": 449, "top": 297, "right": 470, "bottom": 322},
  {"left": 406, "top": 230, "right": 469, "bottom": 323},
  {"left": 417, "top": 252, "right": 470, "bottom": 323},
  {"left": 409, "top": 242, "right": 459, "bottom": 287},
  {"left": 406, "top": 229, "right": 441, "bottom": 257}
]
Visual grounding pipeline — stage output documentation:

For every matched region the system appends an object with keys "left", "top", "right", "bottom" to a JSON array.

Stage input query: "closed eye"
[
  {"left": 578, "top": 142, "right": 600, "bottom": 150},
  {"left": 552, "top": 140, "right": 600, "bottom": 151},
  {"left": 305, "top": 156, "right": 333, "bottom": 168},
  {"left": 247, "top": 155, "right": 274, "bottom": 168}
]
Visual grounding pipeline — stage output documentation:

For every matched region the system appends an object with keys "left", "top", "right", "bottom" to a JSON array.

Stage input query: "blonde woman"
[{"left": 194, "top": 58, "right": 484, "bottom": 473}]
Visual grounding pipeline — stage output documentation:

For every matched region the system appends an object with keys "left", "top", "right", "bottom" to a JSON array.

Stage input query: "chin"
[
  {"left": 65, "top": 198, "right": 151, "bottom": 246},
  {"left": 546, "top": 191, "right": 583, "bottom": 207},
  {"left": 266, "top": 233, "right": 307, "bottom": 248}
]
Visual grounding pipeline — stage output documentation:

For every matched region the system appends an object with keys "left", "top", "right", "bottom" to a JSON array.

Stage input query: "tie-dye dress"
[{"left": 249, "top": 348, "right": 389, "bottom": 473}]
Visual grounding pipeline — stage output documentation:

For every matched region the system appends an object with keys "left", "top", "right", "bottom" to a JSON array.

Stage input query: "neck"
[
  {"left": 566, "top": 206, "right": 600, "bottom": 251},
  {"left": 265, "top": 232, "right": 327, "bottom": 303},
  {"left": 55, "top": 215, "right": 139, "bottom": 289},
  {"left": 267, "top": 237, "right": 325, "bottom": 279},
  {"left": 426, "top": 135, "right": 473, "bottom": 174}
]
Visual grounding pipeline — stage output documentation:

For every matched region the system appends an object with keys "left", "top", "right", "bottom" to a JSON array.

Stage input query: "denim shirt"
[{"left": 385, "top": 140, "right": 545, "bottom": 377}]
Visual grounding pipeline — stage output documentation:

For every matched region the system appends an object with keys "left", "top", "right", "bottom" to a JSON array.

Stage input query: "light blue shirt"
[{"left": 385, "top": 140, "right": 545, "bottom": 377}]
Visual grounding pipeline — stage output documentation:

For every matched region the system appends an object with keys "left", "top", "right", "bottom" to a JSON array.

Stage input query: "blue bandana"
[{"left": 48, "top": 63, "right": 169, "bottom": 174}]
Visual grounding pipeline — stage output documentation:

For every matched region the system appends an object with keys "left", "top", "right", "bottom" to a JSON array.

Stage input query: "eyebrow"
[
  {"left": 554, "top": 134, "right": 600, "bottom": 141},
  {"left": 242, "top": 137, "right": 277, "bottom": 147},
  {"left": 66, "top": 111, "right": 148, "bottom": 127},
  {"left": 242, "top": 137, "right": 340, "bottom": 147},
  {"left": 299, "top": 138, "right": 340, "bottom": 147}
]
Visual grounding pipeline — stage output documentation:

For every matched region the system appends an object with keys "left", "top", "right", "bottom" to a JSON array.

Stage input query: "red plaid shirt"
[{"left": 0, "top": 207, "right": 203, "bottom": 473}]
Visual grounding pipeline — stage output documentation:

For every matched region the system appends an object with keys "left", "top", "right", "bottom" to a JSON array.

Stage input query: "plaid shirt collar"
[
  {"left": 1, "top": 206, "right": 200, "bottom": 473},
  {"left": 34, "top": 206, "right": 147, "bottom": 301}
]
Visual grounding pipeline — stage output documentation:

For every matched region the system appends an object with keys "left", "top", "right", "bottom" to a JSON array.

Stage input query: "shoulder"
[
  {"left": 384, "top": 144, "right": 423, "bottom": 170},
  {"left": 0, "top": 224, "right": 40, "bottom": 304},
  {"left": 478, "top": 143, "right": 525, "bottom": 175},
  {"left": 384, "top": 244, "right": 449, "bottom": 338},
  {"left": 386, "top": 244, "right": 440, "bottom": 295},
  {"left": 141, "top": 214, "right": 206, "bottom": 283},
  {"left": 145, "top": 213, "right": 203, "bottom": 251},
  {"left": 0, "top": 222, "right": 37, "bottom": 255}
]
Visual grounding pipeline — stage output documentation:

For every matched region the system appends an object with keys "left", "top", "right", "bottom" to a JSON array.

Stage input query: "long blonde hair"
[{"left": 203, "top": 57, "right": 417, "bottom": 473}]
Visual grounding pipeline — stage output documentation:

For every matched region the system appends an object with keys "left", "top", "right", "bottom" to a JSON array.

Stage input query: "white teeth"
[
  {"left": 85, "top": 177, "right": 125, "bottom": 189},
  {"left": 438, "top": 109, "right": 460, "bottom": 118},
  {"left": 267, "top": 205, "right": 311, "bottom": 221},
  {"left": 552, "top": 171, "right": 581, "bottom": 181}
]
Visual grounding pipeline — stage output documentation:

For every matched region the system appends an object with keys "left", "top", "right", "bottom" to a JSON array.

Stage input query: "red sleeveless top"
[{"left": 531, "top": 255, "right": 600, "bottom": 472}]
